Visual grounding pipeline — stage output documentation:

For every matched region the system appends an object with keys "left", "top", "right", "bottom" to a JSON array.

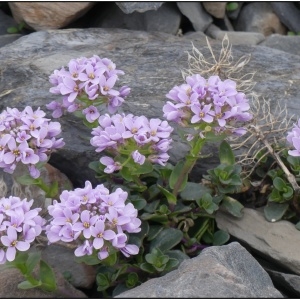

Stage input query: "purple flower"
[
  {"left": 100, "top": 156, "right": 121, "bottom": 174},
  {"left": 112, "top": 232, "right": 127, "bottom": 249},
  {"left": 90, "top": 220, "right": 115, "bottom": 249},
  {"left": 288, "top": 137, "right": 300, "bottom": 157},
  {"left": 1, "top": 227, "right": 30, "bottom": 262},
  {"left": 120, "top": 244, "right": 139, "bottom": 257},
  {"left": 191, "top": 104, "right": 214, "bottom": 124},
  {"left": 73, "top": 210, "right": 98, "bottom": 239},
  {"left": 131, "top": 150, "right": 146, "bottom": 165},
  {"left": 82, "top": 105, "right": 100, "bottom": 123},
  {"left": 74, "top": 240, "right": 93, "bottom": 257},
  {"left": 59, "top": 77, "right": 83, "bottom": 102}
]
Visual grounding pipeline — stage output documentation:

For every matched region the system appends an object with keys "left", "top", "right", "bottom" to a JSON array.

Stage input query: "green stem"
[
  {"left": 172, "top": 138, "right": 206, "bottom": 197},
  {"left": 195, "top": 218, "right": 211, "bottom": 241}
]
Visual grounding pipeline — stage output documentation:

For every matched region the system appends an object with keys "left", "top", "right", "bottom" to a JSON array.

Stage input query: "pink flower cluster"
[
  {"left": 46, "top": 181, "right": 141, "bottom": 260},
  {"left": 0, "top": 106, "right": 64, "bottom": 178},
  {"left": 47, "top": 55, "right": 130, "bottom": 120},
  {"left": 163, "top": 74, "right": 252, "bottom": 137},
  {"left": 90, "top": 113, "right": 173, "bottom": 173},
  {"left": 287, "top": 119, "right": 300, "bottom": 157},
  {"left": 0, "top": 196, "right": 46, "bottom": 263}
]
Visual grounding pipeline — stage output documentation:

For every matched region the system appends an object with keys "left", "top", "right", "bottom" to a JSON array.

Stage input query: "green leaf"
[
  {"left": 147, "top": 225, "right": 164, "bottom": 241},
  {"left": 283, "top": 186, "right": 294, "bottom": 200},
  {"left": 102, "top": 252, "right": 117, "bottom": 267},
  {"left": 120, "top": 166, "right": 133, "bottom": 181},
  {"left": 268, "top": 189, "right": 282, "bottom": 202},
  {"left": 196, "top": 193, "right": 219, "bottom": 215},
  {"left": 75, "top": 254, "right": 101, "bottom": 265},
  {"left": 96, "top": 273, "right": 111, "bottom": 291},
  {"left": 264, "top": 202, "right": 289, "bottom": 222},
  {"left": 164, "top": 250, "right": 189, "bottom": 263},
  {"left": 221, "top": 196, "right": 244, "bottom": 218},
  {"left": 169, "top": 161, "right": 188, "bottom": 191},
  {"left": 180, "top": 182, "right": 212, "bottom": 201},
  {"left": 295, "top": 221, "right": 300, "bottom": 231},
  {"left": 143, "top": 199, "right": 160, "bottom": 213},
  {"left": 26, "top": 252, "right": 41, "bottom": 274},
  {"left": 128, "top": 195, "right": 147, "bottom": 210},
  {"left": 157, "top": 184, "right": 177, "bottom": 205},
  {"left": 273, "top": 177, "right": 286, "bottom": 191},
  {"left": 7, "top": 26, "right": 19, "bottom": 34},
  {"left": 131, "top": 160, "right": 153, "bottom": 175},
  {"left": 213, "top": 230, "right": 230, "bottom": 246},
  {"left": 39, "top": 260, "right": 57, "bottom": 292},
  {"left": 219, "top": 140, "right": 235, "bottom": 165},
  {"left": 16, "top": 174, "right": 40, "bottom": 185},
  {"left": 164, "top": 258, "right": 179, "bottom": 271},
  {"left": 112, "top": 283, "right": 130, "bottom": 297},
  {"left": 226, "top": 2, "right": 239, "bottom": 11},
  {"left": 150, "top": 228, "right": 183, "bottom": 252},
  {"left": 139, "top": 262, "right": 156, "bottom": 273},
  {"left": 141, "top": 212, "right": 169, "bottom": 224},
  {"left": 18, "top": 280, "right": 41, "bottom": 290},
  {"left": 205, "top": 131, "right": 227, "bottom": 142},
  {"left": 88, "top": 161, "right": 103, "bottom": 173},
  {"left": 125, "top": 272, "right": 139, "bottom": 288}
]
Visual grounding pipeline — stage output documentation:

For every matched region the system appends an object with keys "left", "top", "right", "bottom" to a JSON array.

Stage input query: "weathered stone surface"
[
  {"left": 235, "top": 2, "right": 287, "bottom": 36},
  {"left": 0, "top": 163, "right": 73, "bottom": 209},
  {"left": 0, "top": 266, "right": 87, "bottom": 298},
  {"left": 260, "top": 34, "right": 300, "bottom": 57},
  {"left": 216, "top": 208, "right": 300, "bottom": 275},
  {"left": 0, "top": 28, "right": 300, "bottom": 185},
  {"left": 177, "top": 2, "right": 213, "bottom": 32},
  {"left": 115, "top": 2, "right": 164, "bottom": 14},
  {"left": 116, "top": 242, "right": 282, "bottom": 298},
  {"left": 0, "top": 34, "right": 22, "bottom": 48},
  {"left": 91, "top": 3, "right": 181, "bottom": 35},
  {"left": 206, "top": 24, "right": 265, "bottom": 45},
  {"left": 202, "top": 2, "right": 227, "bottom": 19},
  {"left": 271, "top": 2, "right": 300, "bottom": 33},
  {"left": 8, "top": 2, "right": 95, "bottom": 30},
  {"left": 38, "top": 243, "right": 96, "bottom": 289},
  {"left": 267, "top": 269, "right": 300, "bottom": 298}
]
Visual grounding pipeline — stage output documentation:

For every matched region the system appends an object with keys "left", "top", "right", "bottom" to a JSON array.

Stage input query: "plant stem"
[
  {"left": 251, "top": 125, "right": 300, "bottom": 212},
  {"left": 172, "top": 138, "right": 206, "bottom": 197}
]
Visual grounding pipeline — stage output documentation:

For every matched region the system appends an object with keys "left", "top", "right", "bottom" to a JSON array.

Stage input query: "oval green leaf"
[
  {"left": 264, "top": 202, "right": 289, "bottom": 222},
  {"left": 150, "top": 228, "right": 183, "bottom": 252},
  {"left": 221, "top": 196, "right": 244, "bottom": 218},
  {"left": 219, "top": 140, "right": 235, "bottom": 165}
]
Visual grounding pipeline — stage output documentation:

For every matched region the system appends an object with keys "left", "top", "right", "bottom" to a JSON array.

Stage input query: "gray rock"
[
  {"left": 115, "top": 2, "right": 164, "bottom": 14},
  {"left": 0, "top": 265, "right": 87, "bottom": 298},
  {"left": 0, "top": 33, "right": 22, "bottom": 48},
  {"left": 260, "top": 33, "right": 300, "bottom": 57},
  {"left": 177, "top": 2, "right": 213, "bottom": 32},
  {"left": 271, "top": 2, "right": 300, "bottom": 33},
  {"left": 0, "top": 28, "right": 300, "bottom": 184},
  {"left": 38, "top": 243, "right": 96, "bottom": 289},
  {"left": 267, "top": 269, "right": 300, "bottom": 298},
  {"left": 236, "top": 2, "right": 287, "bottom": 36},
  {"left": 206, "top": 24, "right": 265, "bottom": 45},
  {"left": 202, "top": 2, "right": 227, "bottom": 19},
  {"left": 216, "top": 208, "right": 300, "bottom": 275},
  {"left": 0, "top": 9, "right": 19, "bottom": 35},
  {"left": 91, "top": 2, "right": 181, "bottom": 35},
  {"left": 116, "top": 242, "right": 282, "bottom": 298}
]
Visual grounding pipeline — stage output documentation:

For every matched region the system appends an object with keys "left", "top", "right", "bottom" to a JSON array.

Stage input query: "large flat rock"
[{"left": 0, "top": 28, "right": 300, "bottom": 186}]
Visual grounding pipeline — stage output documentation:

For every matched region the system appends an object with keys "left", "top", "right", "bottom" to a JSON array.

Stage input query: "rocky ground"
[{"left": 1, "top": 1, "right": 300, "bottom": 298}]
